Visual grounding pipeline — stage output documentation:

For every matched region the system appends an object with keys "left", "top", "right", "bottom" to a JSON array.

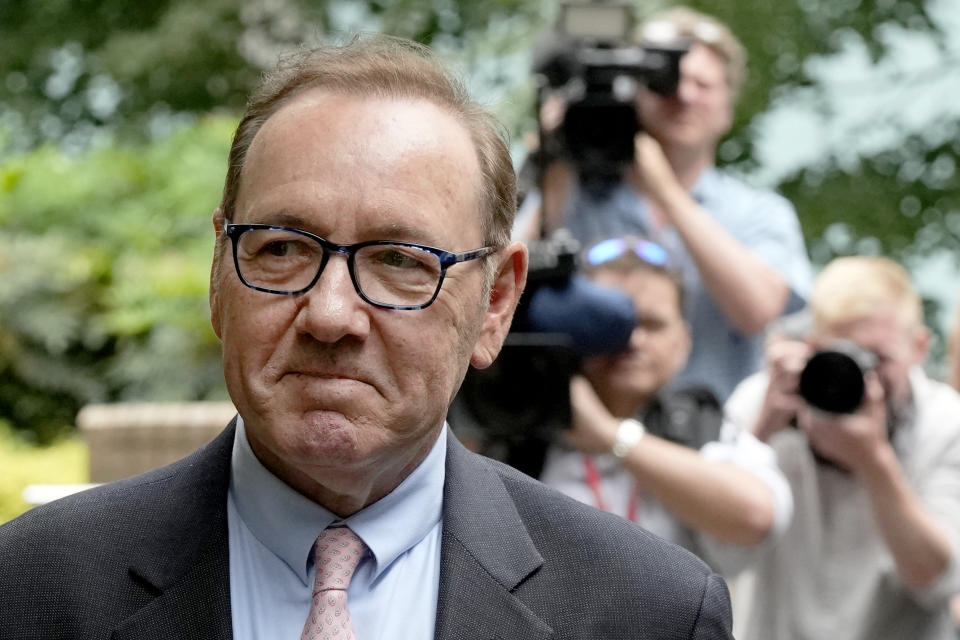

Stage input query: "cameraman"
[
  {"left": 539, "top": 235, "right": 793, "bottom": 574},
  {"left": 518, "top": 7, "right": 811, "bottom": 401},
  {"left": 725, "top": 257, "right": 960, "bottom": 640}
]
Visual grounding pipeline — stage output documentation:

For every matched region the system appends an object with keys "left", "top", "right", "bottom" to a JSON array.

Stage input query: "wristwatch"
[{"left": 611, "top": 418, "right": 646, "bottom": 458}]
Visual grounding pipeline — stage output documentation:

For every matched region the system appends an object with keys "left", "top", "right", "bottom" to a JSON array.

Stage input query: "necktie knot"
[
  {"left": 302, "top": 526, "right": 366, "bottom": 640},
  {"left": 312, "top": 526, "right": 366, "bottom": 593}
]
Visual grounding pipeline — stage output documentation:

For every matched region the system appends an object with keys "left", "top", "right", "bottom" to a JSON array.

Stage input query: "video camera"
[
  {"left": 533, "top": 1, "right": 688, "bottom": 189},
  {"left": 449, "top": 3, "right": 686, "bottom": 476},
  {"left": 450, "top": 230, "right": 636, "bottom": 477}
]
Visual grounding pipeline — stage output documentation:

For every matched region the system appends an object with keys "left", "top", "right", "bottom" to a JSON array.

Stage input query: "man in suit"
[{"left": 0, "top": 36, "right": 732, "bottom": 639}]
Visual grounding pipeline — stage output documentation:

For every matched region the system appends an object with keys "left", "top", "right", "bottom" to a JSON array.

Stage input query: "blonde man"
[{"left": 726, "top": 256, "right": 960, "bottom": 640}]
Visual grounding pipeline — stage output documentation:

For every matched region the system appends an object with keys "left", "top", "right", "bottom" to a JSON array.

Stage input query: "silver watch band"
[{"left": 611, "top": 418, "right": 646, "bottom": 458}]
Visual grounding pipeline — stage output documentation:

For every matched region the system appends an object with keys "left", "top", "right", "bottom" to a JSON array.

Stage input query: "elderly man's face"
[
  {"left": 210, "top": 89, "right": 519, "bottom": 508},
  {"left": 636, "top": 42, "right": 733, "bottom": 154}
]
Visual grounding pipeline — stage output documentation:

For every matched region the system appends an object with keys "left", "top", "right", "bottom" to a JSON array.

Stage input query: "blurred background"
[{"left": 1, "top": 0, "right": 959, "bottom": 520}]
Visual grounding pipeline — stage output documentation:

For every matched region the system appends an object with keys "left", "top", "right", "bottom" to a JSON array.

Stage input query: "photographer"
[
  {"left": 539, "top": 235, "right": 793, "bottom": 574},
  {"left": 725, "top": 257, "right": 960, "bottom": 640},
  {"left": 518, "top": 6, "right": 812, "bottom": 401}
]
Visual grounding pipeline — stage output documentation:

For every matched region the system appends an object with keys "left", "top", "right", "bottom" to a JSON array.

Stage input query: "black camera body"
[
  {"left": 534, "top": 1, "right": 687, "bottom": 187},
  {"left": 798, "top": 340, "right": 878, "bottom": 414}
]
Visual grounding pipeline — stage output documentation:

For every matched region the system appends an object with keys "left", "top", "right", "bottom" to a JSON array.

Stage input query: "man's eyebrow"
[
  {"left": 237, "top": 213, "right": 445, "bottom": 247},
  {"left": 364, "top": 222, "right": 440, "bottom": 245},
  {"left": 241, "top": 211, "right": 311, "bottom": 228}
]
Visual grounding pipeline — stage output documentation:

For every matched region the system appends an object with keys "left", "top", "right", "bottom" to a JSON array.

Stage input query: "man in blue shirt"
[
  {"left": 517, "top": 7, "right": 812, "bottom": 401},
  {"left": 0, "top": 36, "right": 733, "bottom": 639}
]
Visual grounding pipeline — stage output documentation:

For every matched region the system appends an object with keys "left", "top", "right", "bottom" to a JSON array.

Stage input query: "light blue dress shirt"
[
  {"left": 559, "top": 168, "right": 813, "bottom": 401},
  {"left": 227, "top": 416, "right": 446, "bottom": 640}
]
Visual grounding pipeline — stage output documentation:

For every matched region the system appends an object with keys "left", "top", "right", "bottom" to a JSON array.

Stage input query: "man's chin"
[{"left": 260, "top": 411, "right": 366, "bottom": 464}]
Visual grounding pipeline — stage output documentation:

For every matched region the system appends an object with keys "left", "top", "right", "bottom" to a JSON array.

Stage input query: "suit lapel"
[
  {"left": 113, "top": 422, "right": 237, "bottom": 640},
  {"left": 112, "top": 537, "right": 232, "bottom": 640},
  {"left": 435, "top": 435, "right": 553, "bottom": 640},
  {"left": 101, "top": 423, "right": 550, "bottom": 639}
]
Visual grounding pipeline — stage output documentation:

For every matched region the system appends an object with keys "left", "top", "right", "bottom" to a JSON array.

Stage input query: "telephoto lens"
[{"left": 798, "top": 340, "right": 877, "bottom": 414}]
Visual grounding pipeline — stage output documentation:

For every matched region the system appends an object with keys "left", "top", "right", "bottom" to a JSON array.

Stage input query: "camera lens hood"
[{"left": 798, "top": 348, "right": 868, "bottom": 414}]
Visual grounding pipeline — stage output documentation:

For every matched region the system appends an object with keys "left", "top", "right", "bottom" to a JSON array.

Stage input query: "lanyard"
[{"left": 582, "top": 455, "right": 641, "bottom": 523}]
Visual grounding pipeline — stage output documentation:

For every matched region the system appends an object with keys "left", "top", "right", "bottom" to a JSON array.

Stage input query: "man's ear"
[
  {"left": 912, "top": 325, "right": 931, "bottom": 366},
  {"left": 470, "top": 241, "right": 528, "bottom": 369},
  {"left": 209, "top": 207, "right": 226, "bottom": 340}
]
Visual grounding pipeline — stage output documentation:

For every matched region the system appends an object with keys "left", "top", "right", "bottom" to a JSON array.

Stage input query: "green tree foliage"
[
  {"left": 0, "top": 0, "right": 544, "bottom": 151},
  {"left": 0, "top": 117, "right": 234, "bottom": 441},
  {"left": 692, "top": 0, "right": 937, "bottom": 138},
  {"left": 0, "top": 0, "right": 319, "bottom": 149},
  {"left": 785, "top": 134, "right": 960, "bottom": 262}
]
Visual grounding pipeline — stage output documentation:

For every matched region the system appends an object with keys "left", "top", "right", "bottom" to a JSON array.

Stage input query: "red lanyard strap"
[{"left": 582, "top": 455, "right": 640, "bottom": 522}]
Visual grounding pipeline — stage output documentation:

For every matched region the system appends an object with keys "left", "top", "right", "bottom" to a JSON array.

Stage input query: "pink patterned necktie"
[{"left": 301, "top": 526, "right": 367, "bottom": 640}]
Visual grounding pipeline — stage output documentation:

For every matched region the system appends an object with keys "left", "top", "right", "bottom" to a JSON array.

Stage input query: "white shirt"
[
  {"left": 726, "top": 367, "right": 960, "bottom": 640},
  {"left": 539, "top": 417, "right": 793, "bottom": 576},
  {"left": 227, "top": 416, "right": 446, "bottom": 640}
]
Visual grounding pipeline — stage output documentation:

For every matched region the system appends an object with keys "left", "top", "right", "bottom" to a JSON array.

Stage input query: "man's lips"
[{"left": 283, "top": 369, "right": 368, "bottom": 383}]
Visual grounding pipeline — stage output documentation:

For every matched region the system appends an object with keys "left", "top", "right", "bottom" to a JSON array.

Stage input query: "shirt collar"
[{"left": 229, "top": 416, "right": 447, "bottom": 585}]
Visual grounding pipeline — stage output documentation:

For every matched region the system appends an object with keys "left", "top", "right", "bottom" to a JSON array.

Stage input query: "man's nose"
[
  {"left": 293, "top": 255, "right": 371, "bottom": 342},
  {"left": 628, "top": 325, "right": 649, "bottom": 351},
  {"left": 674, "top": 76, "right": 697, "bottom": 104}
]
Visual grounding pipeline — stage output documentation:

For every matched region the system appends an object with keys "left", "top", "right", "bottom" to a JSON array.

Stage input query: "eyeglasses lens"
[{"left": 235, "top": 228, "right": 443, "bottom": 307}]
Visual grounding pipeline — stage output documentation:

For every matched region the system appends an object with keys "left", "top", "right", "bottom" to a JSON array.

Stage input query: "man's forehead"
[
  {"left": 234, "top": 88, "right": 484, "bottom": 234},
  {"left": 816, "top": 309, "right": 916, "bottom": 348},
  {"left": 681, "top": 43, "right": 727, "bottom": 81},
  {"left": 249, "top": 88, "right": 472, "bottom": 165},
  {"left": 593, "top": 267, "right": 677, "bottom": 294}
]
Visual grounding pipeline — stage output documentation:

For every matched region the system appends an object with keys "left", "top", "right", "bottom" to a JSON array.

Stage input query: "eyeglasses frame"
[{"left": 225, "top": 222, "right": 496, "bottom": 310}]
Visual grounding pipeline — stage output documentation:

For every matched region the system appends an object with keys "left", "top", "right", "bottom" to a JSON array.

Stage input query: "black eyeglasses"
[
  {"left": 225, "top": 223, "right": 496, "bottom": 310},
  {"left": 585, "top": 237, "right": 671, "bottom": 268}
]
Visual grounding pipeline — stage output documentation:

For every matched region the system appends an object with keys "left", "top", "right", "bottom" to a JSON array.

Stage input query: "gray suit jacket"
[{"left": 0, "top": 421, "right": 732, "bottom": 639}]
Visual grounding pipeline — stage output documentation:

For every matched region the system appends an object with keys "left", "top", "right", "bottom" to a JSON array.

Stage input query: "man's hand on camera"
[
  {"left": 632, "top": 132, "right": 684, "bottom": 210},
  {"left": 564, "top": 375, "right": 620, "bottom": 455},
  {"left": 539, "top": 93, "right": 567, "bottom": 135},
  {"left": 753, "top": 338, "right": 810, "bottom": 442},
  {"left": 798, "top": 371, "right": 890, "bottom": 475}
]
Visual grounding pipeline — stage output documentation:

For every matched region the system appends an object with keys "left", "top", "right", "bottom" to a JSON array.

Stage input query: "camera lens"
[{"left": 798, "top": 350, "right": 866, "bottom": 414}]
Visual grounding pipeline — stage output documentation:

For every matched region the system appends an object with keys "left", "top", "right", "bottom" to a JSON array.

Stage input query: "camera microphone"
[{"left": 520, "top": 273, "right": 636, "bottom": 357}]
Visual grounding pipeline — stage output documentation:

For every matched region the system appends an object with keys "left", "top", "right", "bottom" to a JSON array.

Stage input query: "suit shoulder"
[
  {"left": 487, "top": 455, "right": 714, "bottom": 576},
  {"left": 479, "top": 456, "right": 732, "bottom": 637},
  {"left": 0, "top": 425, "right": 232, "bottom": 559}
]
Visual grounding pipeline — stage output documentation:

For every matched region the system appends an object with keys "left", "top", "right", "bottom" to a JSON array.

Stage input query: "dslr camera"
[
  {"left": 798, "top": 340, "right": 878, "bottom": 414},
  {"left": 534, "top": 1, "right": 688, "bottom": 188}
]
